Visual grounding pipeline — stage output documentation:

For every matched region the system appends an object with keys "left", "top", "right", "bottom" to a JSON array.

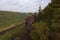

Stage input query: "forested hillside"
[{"left": 33, "top": 0, "right": 60, "bottom": 40}]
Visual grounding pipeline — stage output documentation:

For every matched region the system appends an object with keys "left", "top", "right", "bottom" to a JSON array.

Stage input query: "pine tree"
[{"left": 37, "top": 6, "right": 44, "bottom": 22}]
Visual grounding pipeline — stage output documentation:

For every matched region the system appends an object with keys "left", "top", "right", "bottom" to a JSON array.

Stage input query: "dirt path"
[
  {"left": 20, "top": 25, "right": 32, "bottom": 40},
  {"left": 19, "top": 16, "right": 36, "bottom": 40},
  {"left": 0, "top": 22, "right": 25, "bottom": 35},
  {"left": 0, "top": 15, "right": 36, "bottom": 40}
]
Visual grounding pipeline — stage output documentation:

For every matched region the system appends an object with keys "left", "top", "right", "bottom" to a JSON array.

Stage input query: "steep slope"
[
  {"left": 32, "top": 0, "right": 60, "bottom": 40},
  {"left": 43, "top": 0, "right": 60, "bottom": 31},
  {"left": 43, "top": 0, "right": 60, "bottom": 40}
]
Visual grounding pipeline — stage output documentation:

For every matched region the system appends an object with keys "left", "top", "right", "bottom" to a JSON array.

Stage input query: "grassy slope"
[
  {"left": 0, "top": 11, "right": 27, "bottom": 29},
  {"left": 0, "top": 11, "right": 28, "bottom": 40},
  {"left": 0, "top": 23, "right": 25, "bottom": 40}
]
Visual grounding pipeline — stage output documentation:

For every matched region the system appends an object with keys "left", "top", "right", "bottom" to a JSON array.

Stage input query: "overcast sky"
[{"left": 0, "top": 0, "right": 51, "bottom": 13}]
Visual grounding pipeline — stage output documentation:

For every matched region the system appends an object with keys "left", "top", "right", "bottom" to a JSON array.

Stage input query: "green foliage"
[
  {"left": 43, "top": 0, "right": 60, "bottom": 29},
  {"left": 30, "top": 26, "right": 41, "bottom": 40},
  {"left": 33, "top": 0, "right": 60, "bottom": 40},
  {"left": 0, "top": 24, "right": 25, "bottom": 40},
  {"left": 32, "top": 21, "right": 49, "bottom": 40},
  {"left": 37, "top": 11, "right": 44, "bottom": 22}
]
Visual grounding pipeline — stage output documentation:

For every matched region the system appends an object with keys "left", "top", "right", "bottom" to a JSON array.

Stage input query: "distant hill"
[{"left": 0, "top": 11, "right": 28, "bottom": 29}]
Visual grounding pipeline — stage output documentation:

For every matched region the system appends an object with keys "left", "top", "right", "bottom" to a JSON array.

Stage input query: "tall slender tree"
[{"left": 37, "top": 6, "right": 44, "bottom": 22}]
